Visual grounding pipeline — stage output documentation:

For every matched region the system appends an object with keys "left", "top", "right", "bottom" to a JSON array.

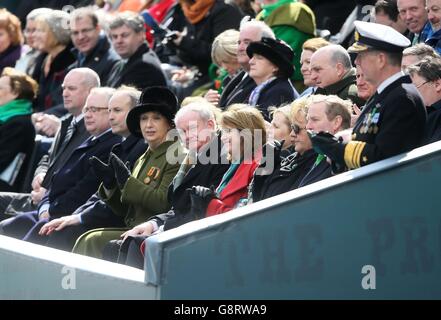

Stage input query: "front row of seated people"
[{"left": 0, "top": 74, "right": 355, "bottom": 268}]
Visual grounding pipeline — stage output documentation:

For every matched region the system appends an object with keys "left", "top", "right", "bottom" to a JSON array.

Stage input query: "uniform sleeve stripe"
[{"left": 344, "top": 141, "right": 366, "bottom": 169}]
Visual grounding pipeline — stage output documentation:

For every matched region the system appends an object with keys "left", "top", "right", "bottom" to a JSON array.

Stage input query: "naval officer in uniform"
[{"left": 310, "top": 21, "right": 427, "bottom": 172}]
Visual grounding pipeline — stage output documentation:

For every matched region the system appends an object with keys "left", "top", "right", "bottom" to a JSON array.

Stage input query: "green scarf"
[
  {"left": 260, "top": 0, "right": 295, "bottom": 20},
  {"left": 0, "top": 99, "right": 32, "bottom": 124}
]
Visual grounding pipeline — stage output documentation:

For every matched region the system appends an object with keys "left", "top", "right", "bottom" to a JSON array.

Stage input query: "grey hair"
[
  {"left": 239, "top": 16, "right": 275, "bottom": 40},
  {"left": 26, "top": 8, "right": 53, "bottom": 21},
  {"left": 113, "top": 85, "right": 142, "bottom": 109},
  {"left": 89, "top": 87, "right": 116, "bottom": 103},
  {"left": 308, "top": 94, "right": 352, "bottom": 130},
  {"left": 38, "top": 9, "right": 71, "bottom": 45},
  {"left": 407, "top": 56, "right": 441, "bottom": 81},
  {"left": 327, "top": 44, "right": 352, "bottom": 70},
  {"left": 108, "top": 12, "right": 145, "bottom": 33},
  {"left": 69, "top": 67, "right": 101, "bottom": 88},
  {"left": 403, "top": 43, "right": 439, "bottom": 59},
  {"left": 70, "top": 6, "right": 99, "bottom": 27},
  {"left": 175, "top": 101, "right": 217, "bottom": 125}
]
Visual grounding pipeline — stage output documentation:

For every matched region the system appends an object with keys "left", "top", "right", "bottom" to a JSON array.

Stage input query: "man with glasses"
[
  {"left": 407, "top": 56, "right": 441, "bottom": 144},
  {"left": 0, "top": 87, "right": 121, "bottom": 240},
  {"left": 106, "top": 12, "right": 166, "bottom": 90},
  {"left": 69, "top": 7, "right": 120, "bottom": 86},
  {"left": 310, "top": 21, "right": 426, "bottom": 173}
]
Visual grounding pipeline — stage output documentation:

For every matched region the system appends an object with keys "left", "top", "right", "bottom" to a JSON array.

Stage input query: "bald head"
[{"left": 310, "top": 45, "right": 352, "bottom": 88}]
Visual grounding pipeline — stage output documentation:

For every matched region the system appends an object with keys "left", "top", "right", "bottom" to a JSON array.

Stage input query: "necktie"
[{"left": 59, "top": 119, "right": 77, "bottom": 152}]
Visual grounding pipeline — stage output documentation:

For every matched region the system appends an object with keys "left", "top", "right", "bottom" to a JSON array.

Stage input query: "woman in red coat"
[{"left": 190, "top": 104, "right": 267, "bottom": 217}]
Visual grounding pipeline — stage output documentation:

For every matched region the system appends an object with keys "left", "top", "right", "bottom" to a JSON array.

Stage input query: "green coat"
[
  {"left": 72, "top": 140, "right": 186, "bottom": 258},
  {"left": 257, "top": 1, "right": 316, "bottom": 90}
]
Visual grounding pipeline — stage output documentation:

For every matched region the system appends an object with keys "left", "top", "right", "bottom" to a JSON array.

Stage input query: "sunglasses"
[{"left": 291, "top": 123, "right": 306, "bottom": 135}]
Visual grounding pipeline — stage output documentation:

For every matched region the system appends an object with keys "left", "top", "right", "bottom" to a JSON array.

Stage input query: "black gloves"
[
  {"left": 109, "top": 152, "right": 131, "bottom": 189},
  {"left": 89, "top": 156, "right": 116, "bottom": 189},
  {"left": 260, "top": 139, "right": 284, "bottom": 173},
  {"left": 188, "top": 186, "right": 216, "bottom": 219},
  {"left": 308, "top": 131, "right": 346, "bottom": 174}
]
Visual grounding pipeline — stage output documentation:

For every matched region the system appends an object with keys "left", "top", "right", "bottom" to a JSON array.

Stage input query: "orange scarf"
[{"left": 179, "top": 0, "right": 216, "bottom": 24}]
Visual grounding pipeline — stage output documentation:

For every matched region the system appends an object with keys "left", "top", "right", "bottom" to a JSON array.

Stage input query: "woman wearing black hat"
[
  {"left": 72, "top": 87, "right": 186, "bottom": 259},
  {"left": 247, "top": 37, "right": 299, "bottom": 121}
]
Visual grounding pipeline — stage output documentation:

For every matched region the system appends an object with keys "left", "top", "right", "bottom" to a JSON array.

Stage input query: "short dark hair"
[{"left": 375, "top": 0, "right": 399, "bottom": 22}]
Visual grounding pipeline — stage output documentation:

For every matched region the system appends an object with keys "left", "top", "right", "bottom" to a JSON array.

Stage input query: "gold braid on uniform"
[{"left": 344, "top": 141, "right": 366, "bottom": 169}]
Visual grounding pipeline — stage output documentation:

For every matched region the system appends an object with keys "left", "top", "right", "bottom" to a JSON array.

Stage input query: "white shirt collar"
[
  {"left": 377, "top": 71, "right": 404, "bottom": 94},
  {"left": 74, "top": 113, "right": 84, "bottom": 123}
]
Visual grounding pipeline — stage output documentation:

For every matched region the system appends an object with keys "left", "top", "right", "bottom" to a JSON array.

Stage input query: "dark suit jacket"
[
  {"left": 35, "top": 115, "right": 90, "bottom": 189},
  {"left": 69, "top": 35, "right": 121, "bottom": 86},
  {"left": 39, "top": 130, "right": 121, "bottom": 218},
  {"left": 254, "top": 78, "right": 299, "bottom": 121},
  {"left": 107, "top": 42, "right": 166, "bottom": 90},
  {"left": 218, "top": 70, "right": 256, "bottom": 110},
  {"left": 150, "top": 135, "right": 230, "bottom": 230},
  {"left": 76, "top": 136, "right": 148, "bottom": 228},
  {"left": 0, "top": 114, "right": 35, "bottom": 192}
]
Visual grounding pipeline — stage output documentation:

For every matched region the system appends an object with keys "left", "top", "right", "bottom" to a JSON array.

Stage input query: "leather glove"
[
  {"left": 109, "top": 152, "right": 131, "bottom": 190},
  {"left": 260, "top": 139, "right": 284, "bottom": 172},
  {"left": 188, "top": 185, "right": 216, "bottom": 219},
  {"left": 89, "top": 156, "right": 116, "bottom": 189},
  {"left": 308, "top": 131, "right": 346, "bottom": 174}
]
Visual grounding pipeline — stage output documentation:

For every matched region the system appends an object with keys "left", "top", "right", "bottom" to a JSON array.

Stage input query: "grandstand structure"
[{"left": 1, "top": 141, "right": 441, "bottom": 299}]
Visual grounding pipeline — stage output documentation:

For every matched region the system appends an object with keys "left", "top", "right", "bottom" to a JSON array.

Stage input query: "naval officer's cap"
[{"left": 348, "top": 21, "right": 411, "bottom": 53}]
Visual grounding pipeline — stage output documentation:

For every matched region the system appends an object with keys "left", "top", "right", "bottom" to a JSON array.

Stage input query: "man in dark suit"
[
  {"left": 106, "top": 12, "right": 167, "bottom": 90},
  {"left": 310, "top": 21, "right": 427, "bottom": 173},
  {"left": 69, "top": 7, "right": 120, "bottom": 86},
  {"left": 0, "top": 68, "right": 100, "bottom": 221},
  {"left": 205, "top": 19, "right": 275, "bottom": 109},
  {"left": 0, "top": 87, "right": 121, "bottom": 239},
  {"left": 29, "top": 86, "right": 148, "bottom": 251}
]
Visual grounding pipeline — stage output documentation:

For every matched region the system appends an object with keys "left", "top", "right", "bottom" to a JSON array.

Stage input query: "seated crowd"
[{"left": 1, "top": 0, "right": 441, "bottom": 269}]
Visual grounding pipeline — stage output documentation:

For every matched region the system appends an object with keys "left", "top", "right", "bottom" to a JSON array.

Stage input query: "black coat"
[
  {"left": 38, "top": 130, "right": 121, "bottom": 218},
  {"left": 423, "top": 100, "right": 441, "bottom": 145},
  {"left": 150, "top": 135, "right": 230, "bottom": 230},
  {"left": 35, "top": 115, "right": 90, "bottom": 189},
  {"left": 106, "top": 42, "right": 166, "bottom": 90},
  {"left": 0, "top": 115, "right": 35, "bottom": 192},
  {"left": 251, "top": 149, "right": 317, "bottom": 202},
  {"left": 252, "top": 78, "right": 299, "bottom": 121},
  {"left": 218, "top": 71, "right": 256, "bottom": 110},
  {"left": 69, "top": 35, "right": 121, "bottom": 86},
  {"left": 176, "top": 0, "right": 243, "bottom": 76},
  {"left": 34, "top": 44, "right": 76, "bottom": 112},
  {"left": 76, "top": 136, "right": 148, "bottom": 228},
  {"left": 346, "top": 75, "right": 427, "bottom": 168}
]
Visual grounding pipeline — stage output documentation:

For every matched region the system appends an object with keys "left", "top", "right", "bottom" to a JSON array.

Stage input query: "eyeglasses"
[
  {"left": 291, "top": 123, "right": 306, "bottom": 135},
  {"left": 83, "top": 106, "right": 108, "bottom": 113},
  {"left": 415, "top": 80, "right": 430, "bottom": 89},
  {"left": 71, "top": 27, "right": 96, "bottom": 37}
]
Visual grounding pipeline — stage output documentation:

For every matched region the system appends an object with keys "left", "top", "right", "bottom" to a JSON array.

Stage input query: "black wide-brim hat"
[
  {"left": 126, "top": 86, "right": 178, "bottom": 138},
  {"left": 246, "top": 37, "right": 295, "bottom": 79}
]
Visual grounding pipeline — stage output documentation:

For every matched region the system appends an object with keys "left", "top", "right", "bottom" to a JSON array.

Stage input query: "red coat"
[{"left": 206, "top": 159, "right": 260, "bottom": 217}]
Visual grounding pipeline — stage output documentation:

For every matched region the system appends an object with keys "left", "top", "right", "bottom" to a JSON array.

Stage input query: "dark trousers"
[{"left": 0, "top": 211, "right": 41, "bottom": 239}]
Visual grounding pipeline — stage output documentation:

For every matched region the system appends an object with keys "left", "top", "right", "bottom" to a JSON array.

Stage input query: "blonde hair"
[
  {"left": 269, "top": 104, "right": 293, "bottom": 126},
  {"left": 290, "top": 97, "right": 311, "bottom": 124},
  {"left": 221, "top": 104, "right": 267, "bottom": 153},
  {"left": 302, "top": 37, "right": 330, "bottom": 52},
  {"left": 211, "top": 29, "right": 240, "bottom": 67}
]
